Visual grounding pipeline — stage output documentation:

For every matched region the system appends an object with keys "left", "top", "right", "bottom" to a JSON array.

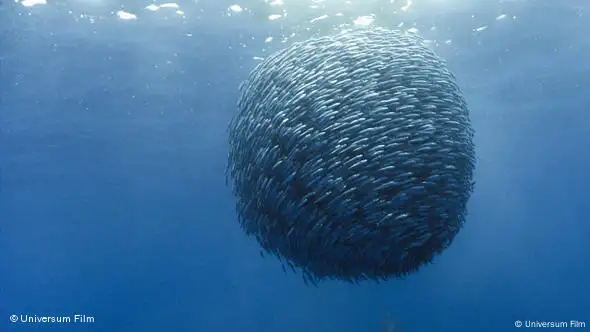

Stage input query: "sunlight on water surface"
[{"left": 11, "top": 0, "right": 518, "bottom": 69}]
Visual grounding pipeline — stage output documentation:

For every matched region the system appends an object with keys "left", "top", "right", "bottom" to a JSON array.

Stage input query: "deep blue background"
[{"left": 1, "top": 0, "right": 589, "bottom": 331}]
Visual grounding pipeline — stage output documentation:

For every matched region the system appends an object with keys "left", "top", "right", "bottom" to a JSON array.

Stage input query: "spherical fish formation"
[{"left": 227, "top": 27, "right": 475, "bottom": 284}]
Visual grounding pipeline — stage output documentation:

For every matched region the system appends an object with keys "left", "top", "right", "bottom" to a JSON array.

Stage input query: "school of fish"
[{"left": 226, "top": 27, "right": 476, "bottom": 285}]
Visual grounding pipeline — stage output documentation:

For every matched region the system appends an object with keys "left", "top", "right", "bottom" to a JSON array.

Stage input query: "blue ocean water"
[{"left": 1, "top": 0, "right": 589, "bottom": 331}]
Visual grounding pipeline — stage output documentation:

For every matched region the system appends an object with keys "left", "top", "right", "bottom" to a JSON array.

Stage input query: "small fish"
[{"left": 227, "top": 27, "right": 475, "bottom": 285}]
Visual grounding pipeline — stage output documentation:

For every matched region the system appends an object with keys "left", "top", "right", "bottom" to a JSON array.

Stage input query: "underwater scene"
[{"left": 1, "top": 0, "right": 589, "bottom": 331}]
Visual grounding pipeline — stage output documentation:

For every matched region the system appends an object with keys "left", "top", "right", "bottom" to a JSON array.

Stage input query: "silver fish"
[{"left": 227, "top": 27, "right": 476, "bottom": 284}]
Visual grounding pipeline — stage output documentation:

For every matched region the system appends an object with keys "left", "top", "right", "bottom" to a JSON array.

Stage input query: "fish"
[{"left": 227, "top": 27, "right": 476, "bottom": 284}]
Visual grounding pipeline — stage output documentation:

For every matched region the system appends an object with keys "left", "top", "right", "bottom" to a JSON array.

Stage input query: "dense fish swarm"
[{"left": 227, "top": 27, "right": 475, "bottom": 284}]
